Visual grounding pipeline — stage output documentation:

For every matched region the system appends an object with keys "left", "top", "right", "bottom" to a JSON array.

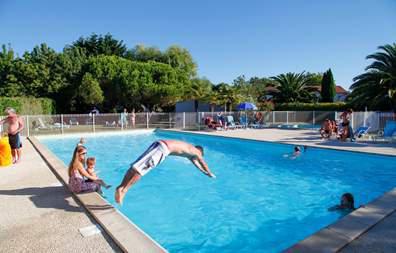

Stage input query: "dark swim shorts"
[{"left": 8, "top": 133, "right": 22, "bottom": 149}]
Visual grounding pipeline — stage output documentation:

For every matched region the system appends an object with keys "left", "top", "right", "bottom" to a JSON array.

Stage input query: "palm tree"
[
  {"left": 188, "top": 78, "right": 212, "bottom": 101},
  {"left": 349, "top": 43, "right": 396, "bottom": 111},
  {"left": 270, "top": 72, "right": 316, "bottom": 103},
  {"left": 213, "top": 83, "right": 243, "bottom": 111}
]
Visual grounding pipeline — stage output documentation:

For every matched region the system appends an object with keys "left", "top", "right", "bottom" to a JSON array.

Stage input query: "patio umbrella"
[
  {"left": 237, "top": 102, "right": 257, "bottom": 111},
  {"left": 236, "top": 102, "right": 257, "bottom": 128}
]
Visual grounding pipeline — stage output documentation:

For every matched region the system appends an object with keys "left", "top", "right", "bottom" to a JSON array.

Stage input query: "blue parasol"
[{"left": 237, "top": 102, "right": 257, "bottom": 111}]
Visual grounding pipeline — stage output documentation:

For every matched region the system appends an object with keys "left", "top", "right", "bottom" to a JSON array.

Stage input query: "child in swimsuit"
[{"left": 86, "top": 157, "right": 111, "bottom": 189}]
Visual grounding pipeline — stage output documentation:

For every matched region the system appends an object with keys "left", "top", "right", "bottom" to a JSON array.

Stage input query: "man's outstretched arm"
[{"left": 191, "top": 157, "right": 216, "bottom": 178}]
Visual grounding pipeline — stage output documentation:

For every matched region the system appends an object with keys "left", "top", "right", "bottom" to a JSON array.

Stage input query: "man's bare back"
[{"left": 161, "top": 140, "right": 201, "bottom": 158}]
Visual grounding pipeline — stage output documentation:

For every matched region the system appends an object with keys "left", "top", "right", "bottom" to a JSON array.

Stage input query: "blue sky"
[{"left": 0, "top": 0, "right": 395, "bottom": 89}]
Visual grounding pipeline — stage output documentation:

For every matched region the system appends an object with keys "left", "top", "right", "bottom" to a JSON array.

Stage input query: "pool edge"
[
  {"left": 159, "top": 129, "right": 396, "bottom": 157},
  {"left": 28, "top": 136, "right": 168, "bottom": 253},
  {"left": 160, "top": 129, "right": 396, "bottom": 252}
]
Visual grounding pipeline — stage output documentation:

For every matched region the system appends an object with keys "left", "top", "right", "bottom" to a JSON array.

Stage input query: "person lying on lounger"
[{"left": 115, "top": 140, "right": 216, "bottom": 204}]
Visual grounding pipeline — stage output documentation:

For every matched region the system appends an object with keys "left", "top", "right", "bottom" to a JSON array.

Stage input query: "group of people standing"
[
  {"left": 320, "top": 109, "right": 355, "bottom": 141},
  {"left": 120, "top": 108, "right": 136, "bottom": 128}
]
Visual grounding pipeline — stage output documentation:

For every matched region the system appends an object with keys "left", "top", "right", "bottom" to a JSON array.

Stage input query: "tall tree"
[
  {"left": 321, "top": 68, "right": 336, "bottom": 102},
  {"left": 126, "top": 45, "right": 163, "bottom": 62},
  {"left": 233, "top": 75, "right": 253, "bottom": 102},
  {"left": 214, "top": 83, "right": 242, "bottom": 111},
  {"left": 78, "top": 73, "right": 104, "bottom": 105},
  {"left": 69, "top": 33, "right": 127, "bottom": 57},
  {"left": 186, "top": 78, "right": 213, "bottom": 101},
  {"left": 84, "top": 55, "right": 188, "bottom": 112},
  {"left": 349, "top": 43, "right": 396, "bottom": 111},
  {"left": 0, "top": 44, "right": 20, "bottom": 96},
  {"left": 164, "top": 45, "right": 197, "bottom": 78}
]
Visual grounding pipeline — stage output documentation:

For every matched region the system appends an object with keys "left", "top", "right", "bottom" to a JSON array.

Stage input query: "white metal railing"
[{"left": 0, "top": 111, "right": 393, "bottom": 137}]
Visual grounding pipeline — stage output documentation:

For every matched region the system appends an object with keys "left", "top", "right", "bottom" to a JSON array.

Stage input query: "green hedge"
[
  {"left": 0, "top": 97, "right": 55, "bottom": 115},
  {"left": 275, "top": 102, "right": 348, "bottom": 111}
]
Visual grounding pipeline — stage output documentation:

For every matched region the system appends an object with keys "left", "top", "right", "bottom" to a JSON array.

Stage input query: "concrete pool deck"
[
  {"left": 0, "top": 136, "right": 167, "bottom": 253},
  {"left": 1, "top": 128, "right": 395, "bottom": 252},
  {"left": 0, "top": 139, "right": 121, "bottom": 253}
]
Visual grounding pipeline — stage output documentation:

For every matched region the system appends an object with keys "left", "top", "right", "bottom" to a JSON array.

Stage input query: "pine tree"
[{"left": 321, "top": 68, "right": 336, "bottom": 102}]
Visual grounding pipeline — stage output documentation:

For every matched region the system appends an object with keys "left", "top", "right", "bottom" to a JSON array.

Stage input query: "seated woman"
[
  {"left": 331, "top": 120, "right": 338, "bottom": 134},
  {"left": 68, "top": 145, "right": 103, "bottom": 194},
  {"left": 328, "top": 193, "right": 356, "bottom": 213},
  {"left": 338, "top": 117, "right": 348, "bottom": 140},
  {"left": 204, "top": 117, "right": 222, "bottom": 130},
  {"left": 338, "top": 120, "right": 355, "bottom": 141},
  {"left": 320, "top": 119, "right": 332, "bottom": 138},
  {"left": 254, "top": 112, "right": 263, "bottom": 124}
]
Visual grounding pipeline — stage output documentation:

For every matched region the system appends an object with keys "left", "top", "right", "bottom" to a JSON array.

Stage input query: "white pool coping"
[{"left": 36, "top": 129, "right": 155, "bottom": 140}]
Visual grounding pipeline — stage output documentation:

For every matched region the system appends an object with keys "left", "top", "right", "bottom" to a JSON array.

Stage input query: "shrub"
[
  {"left": 0, "top": 97, "right": 55, "bottom": 115},
  {"left": 275, "top": 102, "right": 348, "bottom": 111}
]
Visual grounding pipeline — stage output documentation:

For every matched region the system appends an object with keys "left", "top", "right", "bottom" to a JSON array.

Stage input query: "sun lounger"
[
  {"left": 239, "top": 116, "right": 249, "bottom": 128},
  {"left": 354, "top": 126, "right": 370, "bottom": 138},
  {"left": 105, "top": 121, "right": 117, "bottom": 127},
  {"left": 372, "top": 120, "right": 396, "bottom": 142},
  {"left": 226, "top": 116, "right": 243, "bottom": 129},
  {"left": 52, "top": 122, "right": 70, "bottom": 129}
]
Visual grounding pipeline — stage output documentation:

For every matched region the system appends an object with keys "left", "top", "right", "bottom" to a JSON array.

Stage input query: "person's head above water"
[
  {"left": 341, "top": 193, "right": 355, "bottom": 209},
  {"left": 294, "top": 146, "right": 301, "bottom": 153}
]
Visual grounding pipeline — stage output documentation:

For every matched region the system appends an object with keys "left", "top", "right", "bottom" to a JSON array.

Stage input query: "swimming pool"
[{"left": 39, "top": 130, "right": 396, "bottom": 253}]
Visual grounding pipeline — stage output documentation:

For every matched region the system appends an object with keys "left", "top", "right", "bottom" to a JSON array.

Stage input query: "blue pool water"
[{"left": 40, "top": 131, "right": 396, "bottom": 253}]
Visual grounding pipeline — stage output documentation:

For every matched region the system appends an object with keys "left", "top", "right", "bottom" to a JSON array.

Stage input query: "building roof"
[
  {"left": 335, "top": 85, "right": 348, "bottom": 94},
  {"left": 315, "top": 85, "right": 349, "bottom": 94}
]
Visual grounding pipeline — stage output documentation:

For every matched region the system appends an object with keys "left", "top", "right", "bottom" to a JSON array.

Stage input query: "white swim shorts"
[{"left": 132, "top": 141, "right": 170, "bottom": 176}]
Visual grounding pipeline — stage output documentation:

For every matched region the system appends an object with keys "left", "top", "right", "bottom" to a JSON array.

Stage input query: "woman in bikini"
[{"left": 68, "top": 145, "right": 103, "bottom": 193}]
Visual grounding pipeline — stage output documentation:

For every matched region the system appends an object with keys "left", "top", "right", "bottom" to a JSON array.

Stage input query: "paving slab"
[
  {"left": 339, "top": 211, "right": 396, "bottom": 253},
  {"left": 0, "top": 138, "right": 121, "bottom": 253}
]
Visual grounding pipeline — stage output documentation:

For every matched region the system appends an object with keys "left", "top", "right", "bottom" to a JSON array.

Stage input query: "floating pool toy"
[{"left": 0, "top": 137, "right": 12, "bottom": 166}]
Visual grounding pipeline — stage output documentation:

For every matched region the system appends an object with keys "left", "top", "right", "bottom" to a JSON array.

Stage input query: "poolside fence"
[{"left": 1, "top": 111, "right": 394, "bottom": 137}]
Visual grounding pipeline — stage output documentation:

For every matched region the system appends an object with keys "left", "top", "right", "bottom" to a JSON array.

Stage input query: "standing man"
[
  {"left": 115, "top": 140, "right": 216, "bottom": 204},
  {"left": 120, "top": 108, "right": 128, "bottom": 128},
  {"left": 0, "top": 107, "right": 24, "bottom": 163}
]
